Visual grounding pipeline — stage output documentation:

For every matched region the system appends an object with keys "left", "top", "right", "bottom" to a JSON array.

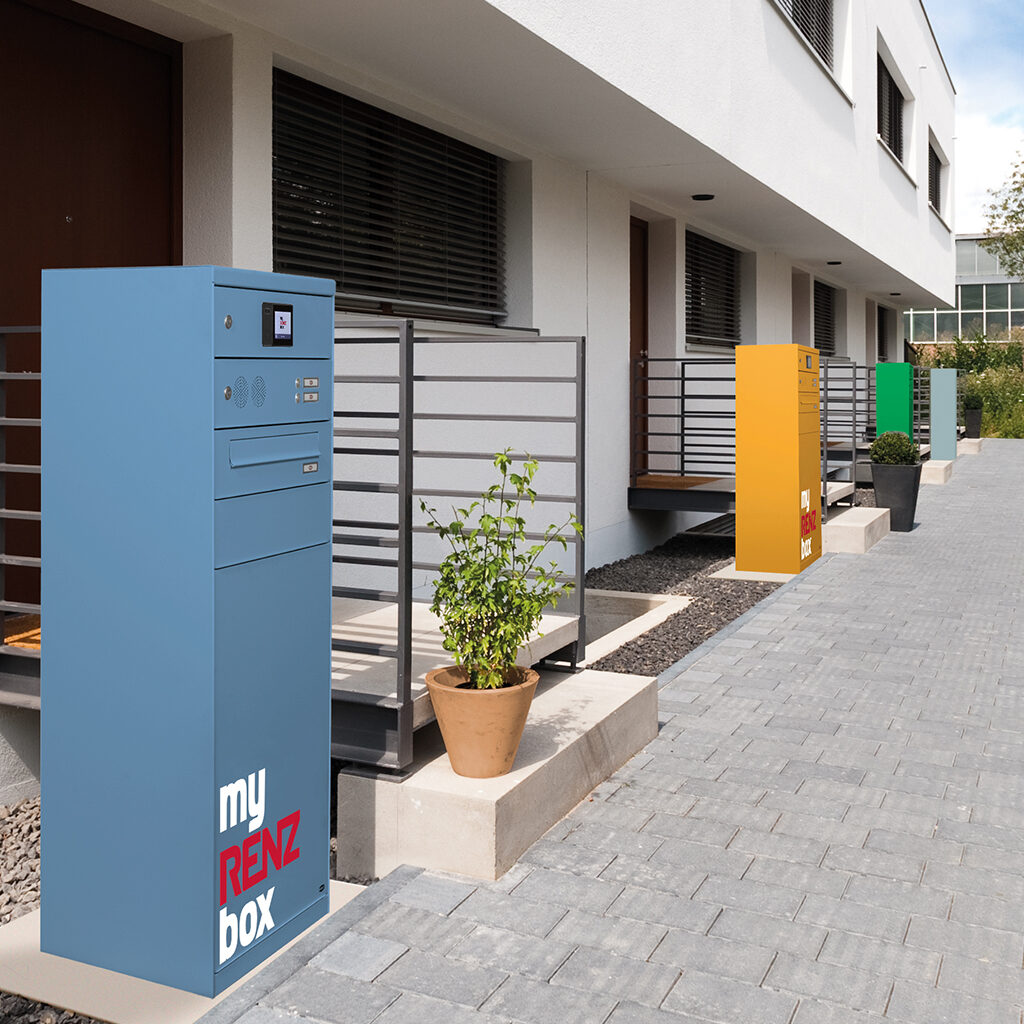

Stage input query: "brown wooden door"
[
  {"left": 629, "top": 217, "right": 649, "bottom": 478},
  {"left": 0, "top": 0, "right": 181, "bottom": 607}
]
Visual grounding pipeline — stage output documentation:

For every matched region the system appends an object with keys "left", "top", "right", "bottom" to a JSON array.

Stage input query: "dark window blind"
[
  {"left": 273, "top": 69, "right": 506, "bottom": 321},
  {"left": 814, "top": 281, "right": 836, "bottom": 356},
  {"left": 928, "top": 144, "right": 942, "bottom": 211},
  {"left": 777, "top": 0, "right": 834, "bottom": 69},
  {"left": 686, "top": 231, "right": 741, "bottom": 346},
  {"left": 877, "top": 56, "right": 904, "bottom": 162}
]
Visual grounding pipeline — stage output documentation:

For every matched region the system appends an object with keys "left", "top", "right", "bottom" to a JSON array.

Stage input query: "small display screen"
[
  {"left": 262, "top": 302, "right": 294, "bottom": 347},
  {"left": 275, "top": 309, "right": 292, "bottom": 341}
]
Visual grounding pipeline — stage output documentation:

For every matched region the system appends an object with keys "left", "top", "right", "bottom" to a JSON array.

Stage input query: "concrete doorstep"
[
  {"left": 921, "top": 459, "right": 953, "bottom": 484},
  {"left": 822, "top": 505, "right": 890, "bottom": 554},
  {"left": 336, "top": 667, "right": 657, "bottom": 881}
]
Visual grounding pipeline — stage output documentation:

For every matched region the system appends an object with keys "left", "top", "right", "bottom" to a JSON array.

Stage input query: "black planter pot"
[
  {"left": 871, "top": 462, "right": 922, "bottom": 532},
  {"left": 964, "top": 407, "right": 982, "bottom": 438}
]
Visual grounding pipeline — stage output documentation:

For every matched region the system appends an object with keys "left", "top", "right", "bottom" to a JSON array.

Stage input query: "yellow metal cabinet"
[{"left": 735, "top": 344, "right": 821, "bottom": 574}]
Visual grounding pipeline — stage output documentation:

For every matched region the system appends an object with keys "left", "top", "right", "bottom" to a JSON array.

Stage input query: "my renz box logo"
[{"left": 217, "top": 768, "right": 301, "bottom": 965}]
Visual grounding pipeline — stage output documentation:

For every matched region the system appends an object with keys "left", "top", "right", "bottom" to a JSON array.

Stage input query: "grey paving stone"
[
  {"left": 771, "top": 810, "right": 868, "bottom": 848},
  {"left": 743, "top": 857, "right": 851, "bottom": 898},
  {"left": 729, "top": 827, "right": 827, "bottom": 865},
  {"left": 842, "top": 874, "right": 952, "bottom": 918},
  {"left": 550, "top": 945, "right": 680, "bottom": 1008},
  {"left": 598, "top": 855, "right": 707, "bottom": 897},
  {"left": 886, "top": 978, "right": 1019, "bottom": 1024},
  {"left": 924, "top": 861, "right": 1024, "bottom": 901},
  {"left": 904, "top": 915, "right": 1024, "bottom": 966},
  {"left": 764, "top": 953, "right": 893, "bottom": 1015},
  {"left": 451, "top": 888, "right": 568, "bottom": 938},
  {"left": 692, "top": 874, "right": 804, "bottom": 919},
  {"left": 375, "top": 948, "right": 506, "bottom": 1008},
  {"left": 816, "top": 929, "right": 940, "bottom": 983},
  {"left": 509, "top": 866, "right": 624, "bottom": 914},
  {"left": 607, "top": 885, "right": 721, "bottom": 933},
  {"left": 687, "top": 795, "right": 780, "bottom": 831},
  {"left": 561, "top": 822, "right": 665, "bottom": 860},
  {"left": 948, "top": 890, "right": 1023, "bottom": 932},
  {"left": 370, "top": 991, "right": 514, "bottom": 1024},
  {"left": 547, "top": 908, "right": 667, "bottom": 959},
  {"left": 647, "top": 838, "right": 752, "bottom": 878},
  {"left": 789, "top": 998, "right": 888, "bottom": 1023},
  {"left": 821, "top": 843, "right": 923, "bottom": 883},
  {"left": 662, "top": 967, "right": 797, "bottom": 1024},
  {"left": 389, "top": 873, "right": 477, "bottom": 915},
  {"left": 604, "top": 1002, "right": 708, "bottom": 1024},
  {"left": 936, "top": 951, "right": 1024, "bottom": 1003},
  {"left": 795, "top": 894, "right": 909, "bottom": 942},
  {"left": 232, "top": 1009, "right": 302, "bottom": 1024},
  {"left": 649, "top": 927, "right": 773, "bottom": 984},
  {"left": 446, "top": 924, "right": 575, "bottom": 982},
  {"left": 309, "top": 930, "right": 407, "bottom": 981},
  {"left": 261, "top": 966, "right": 398, "bottom": 1024},
  {"left": 641, "top": 812, "right": 737, "bottom": 847},
  {"left": 480, "top": 972, "right": 618, "bottom": 1024},
  {"left": 519, "top": 838, "right": 616, "bottom": 877},
  {"left": 354, "top": 900, "right": 475, "bottom": 954},
  {"left": 708, "top": 906, "right": 827, "bottom": 958}
]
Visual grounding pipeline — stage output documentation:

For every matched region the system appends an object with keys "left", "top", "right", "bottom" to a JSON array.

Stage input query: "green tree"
[{"left": 982, "top": 150, "right": 1024, "bottom": 280}]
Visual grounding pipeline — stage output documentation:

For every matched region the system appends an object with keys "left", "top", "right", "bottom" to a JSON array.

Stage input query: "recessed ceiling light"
[
  {"left": 890, "top": 292, "right": 901, "bottom": 296},
  {"left": 827, "top": 260, "right": 842, "bottom": 266},
  {"left": 691, "top": 194, "right": 715, "bottom": 201}
]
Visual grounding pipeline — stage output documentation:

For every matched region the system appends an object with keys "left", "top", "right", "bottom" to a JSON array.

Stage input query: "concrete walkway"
[{"left": 203, "top": 440, "right": 1024, "bottom": 1024}]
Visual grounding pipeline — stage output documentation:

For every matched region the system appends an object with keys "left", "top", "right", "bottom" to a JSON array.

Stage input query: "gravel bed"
[{"left": 586, "top": 534, "right": 780, "bottom": 675}]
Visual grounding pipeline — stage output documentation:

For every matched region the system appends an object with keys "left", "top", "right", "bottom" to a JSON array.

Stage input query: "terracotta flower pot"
[{"left": 424, "top": 665, "right": 539, "bottom": 778}]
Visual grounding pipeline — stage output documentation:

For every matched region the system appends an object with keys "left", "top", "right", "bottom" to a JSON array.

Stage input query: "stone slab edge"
[
  {"left": 195, "top": 865, "right": 423, "bottom": 1024},
  {"left": 655, "top": 553, "right": 836, "bottom": 689}
]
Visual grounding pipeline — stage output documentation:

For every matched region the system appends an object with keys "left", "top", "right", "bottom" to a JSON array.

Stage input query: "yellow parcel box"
[{"left": 735, "top": 344, "right": 821, "bottom": 574}]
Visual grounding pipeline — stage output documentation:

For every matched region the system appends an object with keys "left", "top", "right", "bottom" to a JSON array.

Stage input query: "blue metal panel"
[
  {"left": 213, "top": 543, "right": 330, "bottom": 982},
  {"left": 930, "top": 369, "right": 957, "bottom": 461},
  {"left": 41, "top": 266, "right": 333, "bottom": 996},
  {"left": 213, "top": 288, "right": 334, "bottom": 360}
]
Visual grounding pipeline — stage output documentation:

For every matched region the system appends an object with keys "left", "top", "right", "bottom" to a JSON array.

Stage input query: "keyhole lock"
[
  {"left": 224, "top": 386, "right": 232, "bottom": 401},
  {"left": 224, "top": 315, "right": 233, "bottom": 329}
]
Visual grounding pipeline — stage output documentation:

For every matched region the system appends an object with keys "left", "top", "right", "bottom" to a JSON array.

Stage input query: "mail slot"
[{"left": 42, "top": 266, "right": 335, "bottom": 996}]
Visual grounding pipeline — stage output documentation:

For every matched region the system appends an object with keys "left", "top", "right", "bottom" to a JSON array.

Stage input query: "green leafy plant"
[
  {"left": 421, "top": 450, "right": 583, "bottom": 689},
  {"left": 869, "top": 431, "right": 920, "bottom": 465},
  {"left": 962, "top": 374, "right": 984, "bottom": 410}
]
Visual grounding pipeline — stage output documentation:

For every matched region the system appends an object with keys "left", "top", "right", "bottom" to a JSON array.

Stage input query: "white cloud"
[{"left": 953, "top": 114, "right": 1024, "bottom": 233}]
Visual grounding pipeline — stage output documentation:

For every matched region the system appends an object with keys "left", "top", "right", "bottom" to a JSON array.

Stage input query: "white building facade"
[{"left": 12, "top": 0, "right": 955, "bottom": 570}]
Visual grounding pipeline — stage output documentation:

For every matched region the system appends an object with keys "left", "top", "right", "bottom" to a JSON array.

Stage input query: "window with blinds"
[
  {"left": 776, "top": 0, "right": 833, "bottom": 70},
  {"left": 877, "top": 305, "right": 888, "bottom": 363},
  {"left": 814, "top": 281, "right": 836, "bottom": 356},
  {"left": 928, "top": 144, "right": 942, "bottom": 211},
  {"left": 685, "top": 231, "right": 742, "bottom": 347},
  {"left": 877, "top": 56, "right": 904, "bottom": 162},
  {"left": 272, "top": 69, "right": 506, "bottom": 322}
]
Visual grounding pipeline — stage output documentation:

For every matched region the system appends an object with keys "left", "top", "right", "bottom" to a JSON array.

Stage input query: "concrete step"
[
  {"left": 958, "top": 438, "right": 983, "bottom": 455},
  {"left": 336, "top": 668, "right": 657, "bottom": 880},
  {"left": 922, "top": 459, "right": 953, "bottom": 485},
  {"left": 823, "top": 505, "right": 890, "bottom": 554}
]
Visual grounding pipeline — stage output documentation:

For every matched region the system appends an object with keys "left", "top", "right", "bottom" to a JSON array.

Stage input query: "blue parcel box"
[{"left": 41, "top": 266, "right": 335, "bottom": 995}]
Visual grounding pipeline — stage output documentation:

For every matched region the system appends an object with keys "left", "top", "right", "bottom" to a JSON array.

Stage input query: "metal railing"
[
  {"left": 332, "top": 320, "right": 586, "bottom": 771},
  {"left": 819, "top": 359, "right": 875, "bottom": 522},
  {"left": 630, "top": 357, "right": 736, "bottom": 482},
  {"left": 913, "top": 366, "right": 931, "bottom": 447},
  {"left": 0, "top": 327, "right": 42, "bottom": 709}
]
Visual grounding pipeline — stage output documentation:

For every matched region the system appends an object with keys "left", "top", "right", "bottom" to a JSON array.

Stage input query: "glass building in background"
[{"left": 905, "top": 235, "right": 1024, "bottom": 345}]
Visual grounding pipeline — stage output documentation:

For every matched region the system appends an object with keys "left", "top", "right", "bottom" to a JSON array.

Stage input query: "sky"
[{"left": 923, "top": 0, "right": 1024, "bottom": 233}]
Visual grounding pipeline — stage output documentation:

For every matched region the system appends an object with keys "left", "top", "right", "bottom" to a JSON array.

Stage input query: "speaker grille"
[
  {"left": 253, "top": 376, "right": 266, "bottom": 407},
  {"left": 233, "top": 376, "right": 249, "bottom": 408}
]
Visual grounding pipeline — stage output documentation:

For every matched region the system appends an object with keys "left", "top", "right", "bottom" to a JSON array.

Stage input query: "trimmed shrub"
[{"left": 870, "top": 431, "right": 920, "bottom": 465}]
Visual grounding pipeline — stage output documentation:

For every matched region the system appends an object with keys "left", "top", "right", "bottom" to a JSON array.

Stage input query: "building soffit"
[{"left": 88, "top": 0, "right": 948, "bottom": 306}]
